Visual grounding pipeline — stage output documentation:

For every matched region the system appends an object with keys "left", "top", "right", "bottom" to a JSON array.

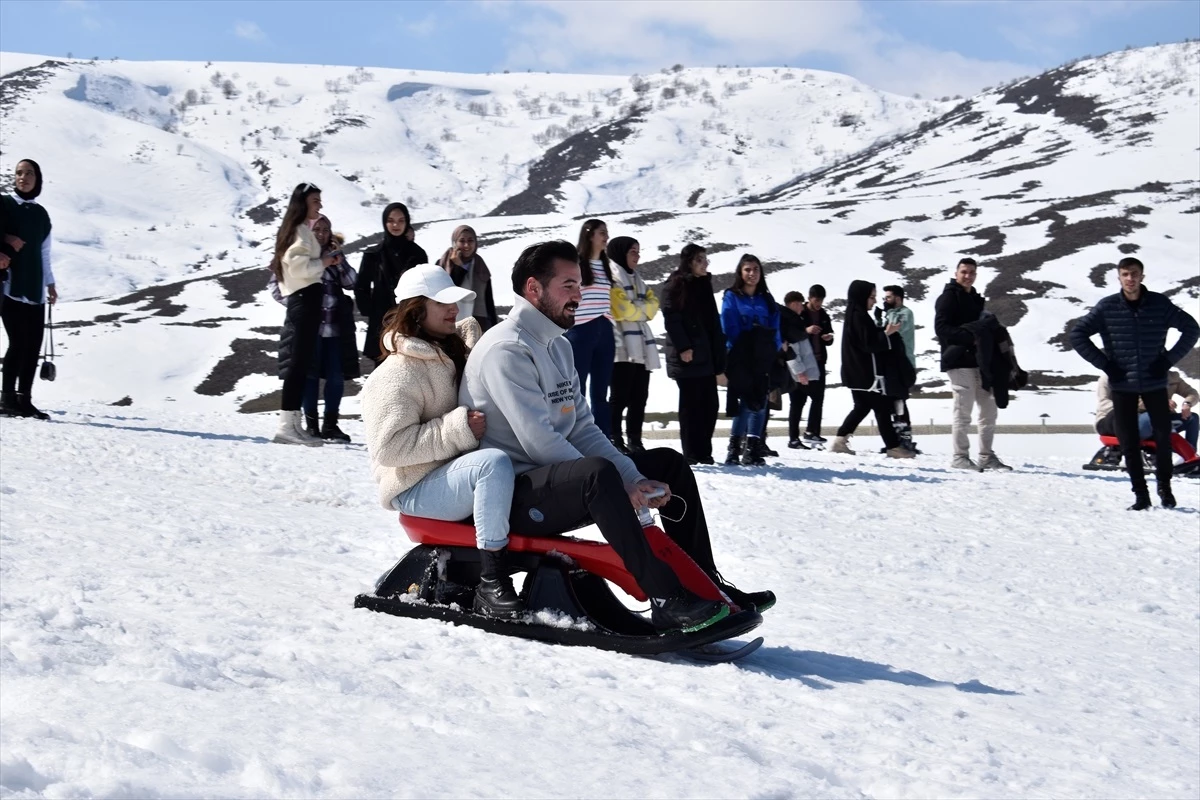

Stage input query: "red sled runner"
[
  {"left": 354, "top": 515, "right": 764, "bottom": 657},
  {"left": 1083, "top": 433, "right": 1200, "bottom": 478}
]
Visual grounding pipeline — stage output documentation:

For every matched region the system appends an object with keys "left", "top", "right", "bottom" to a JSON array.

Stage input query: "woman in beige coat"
[{"left": 360, "top": 264, "right": 522, "bottom": 617}]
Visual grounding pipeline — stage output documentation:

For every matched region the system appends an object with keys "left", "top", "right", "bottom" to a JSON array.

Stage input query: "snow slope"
[{"left": 1, "top": 404, "right": 1198, "bottom": 798}]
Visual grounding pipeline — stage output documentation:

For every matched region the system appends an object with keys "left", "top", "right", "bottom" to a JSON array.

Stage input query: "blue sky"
[{"left": 2, "top": 0, "right": 1197, "bottom": 96}]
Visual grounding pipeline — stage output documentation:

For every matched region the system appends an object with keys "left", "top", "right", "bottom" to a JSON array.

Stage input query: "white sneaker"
[
  {"left": 273, "top": 410, "right": 323, "bottom": 446},
  {"left": 951, "top": 455, "right": 978, "bottom": 470}
]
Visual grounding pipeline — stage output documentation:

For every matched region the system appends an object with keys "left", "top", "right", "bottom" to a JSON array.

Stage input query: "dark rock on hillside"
[
  {"left": 997, "top": 65, "right": 1107, "bottom": 133},
  {"left": 0, "top": 59, "right": 67, "bottom": 117},
  {"left": 488, "top": 111, "right": 645, "bottom": 216}
]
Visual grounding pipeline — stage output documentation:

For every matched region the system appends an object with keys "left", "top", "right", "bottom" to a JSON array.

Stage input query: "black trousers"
[
  {"left": 837, "top": 389, "right": 901, "bottom": 448},
  {"left": 676, "top": 375, "right": 719, "bottom": 461},
  {"left": 508, "top": 449, "right": 718, "bottom": 598},
  {"left": 1, "top": 299, "right": 45, "bottom": 396},
  {"left": 1112, "top": 388, "right": 1173, "bottom": 492},
  {"left": 281, "top": 284, "right": 322, "bottom": 411},
  {"left": 787, "top": 370, "right": 826, "bottom": 439},
  {"left": 610, "top": 362, "right": 651, "bottom": 444}
]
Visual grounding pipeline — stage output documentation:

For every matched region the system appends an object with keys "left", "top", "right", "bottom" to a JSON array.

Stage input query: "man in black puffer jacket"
[
  {"left": 1070, "top": 257, "right": 1199, "bottom": 510},
  {"left": 934, "top": 257, "right": 1010, "bottom": 471}
]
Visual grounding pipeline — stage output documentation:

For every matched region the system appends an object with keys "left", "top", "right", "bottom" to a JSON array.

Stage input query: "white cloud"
[
  {"left": 481, "top": 0, "right": 1038, "bottom": 96},
  {"left": 398, "top": 14, "right": 437, "bottom": 37},
  {"left": 233, "top": 20, "right": 267, "bottom": 42}
]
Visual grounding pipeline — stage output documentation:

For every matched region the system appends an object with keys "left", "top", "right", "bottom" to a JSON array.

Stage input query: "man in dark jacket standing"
[
  {"left": 783, "top": 285, "right": 834, "bottom": 446},
  {"left": 934, "top": 258, "right": 1010, "bottom": 471},
  {"left": 1069, "top": 257, "right": 1199, "bottom": 509}
]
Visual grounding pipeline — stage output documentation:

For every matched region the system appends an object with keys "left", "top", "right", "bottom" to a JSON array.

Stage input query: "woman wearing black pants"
[
  {"left": 831, "top": 280, "right": 914, "bottom": 459},
  {"left": 607, "top": 236, "right": 660, "bottom": 453},
  {"left": 269, "top": 183, "right": 340, "bottom": 446},
  {"left": 1, "top": 159, "right": 56, "bottom": 420},
  {"left": 662, "top": 244, "right": 725, "bottom": 465}
]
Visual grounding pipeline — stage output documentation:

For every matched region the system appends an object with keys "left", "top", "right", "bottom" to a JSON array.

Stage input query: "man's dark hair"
[
  {"left": 957, "top": 257, "right": 978, "bottom": 268},
  {"left": 883, "top": 284, "right": 904, "bottom": 299},
  {"left": 512, "top": 240, "right": 579, "bottom": 295},
  {"left": 808, "top": 284, "right": 826, "bottom": 299},
  {"left": 1117, "top": 256, "right": 1144, "bottom": 272},
  {"left": 783, "top": 290, "right": 804, "bottom": 305}
]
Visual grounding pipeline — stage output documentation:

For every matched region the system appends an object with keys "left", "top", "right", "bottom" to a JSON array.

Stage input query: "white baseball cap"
[{"left": 395, "top": 264, "right": 476, "bottom": 305}]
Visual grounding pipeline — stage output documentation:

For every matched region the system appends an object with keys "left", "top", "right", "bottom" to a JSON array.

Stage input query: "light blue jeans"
[{"left": 393, "top": 449, "right": 514, "bottom": 550}]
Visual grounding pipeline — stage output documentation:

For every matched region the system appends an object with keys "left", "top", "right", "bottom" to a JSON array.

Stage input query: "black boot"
[
  {"left": 305, "top": 412, "right": 320, "bottom": 438},
  {"left": 759, "top": 438, "right": 779, "bottom": 458},
  {"left": 650, "top": 592, "right": 729, "bottom": 633},
  {"left": 626, "top": 437, "right": 646, "bottom": 454},
  {"left": 16, "top": 394, "right": 49, "bottom": 421},
  {"left": 1158, "top": 483, "right": 1177, "bottom": 509},
  {"left": 741, "top": 437, "right": 766, "bottom": 466},
  {"left": 474, "top": 549, "right": 526, "bottom": 617},
  {"left": 1128, "top": 489, "right": 1152, "bottom": 511},
  {"left": 712, "top": 571, "right": 776, "bottom": 613},
  {"left": 609, "top": 434, "right": 630, "bottom": 455},
  {"left": 0, "top": 391, "right": 19, "bottom": 417},
  {"left": 724, "top": 435, "right": 743, "bottom": 466},
  {"left": 321, "top": 414, "right": 351, "bottom": 443}
]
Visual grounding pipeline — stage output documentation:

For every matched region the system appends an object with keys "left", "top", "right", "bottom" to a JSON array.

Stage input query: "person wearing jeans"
[
  {"left": 1070, "top": 256, "right": 1199, "bottom": 509},
  {"left": 361, "top": 264, "right": 522, "bottom": 617},
  {"left": 566, "top": 218, "right": 616, "bottom": 436}
]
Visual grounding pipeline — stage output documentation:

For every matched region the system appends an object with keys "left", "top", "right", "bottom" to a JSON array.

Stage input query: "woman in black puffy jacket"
[{"left": 661, "top": 244, "right": 725, "bottom": 465}]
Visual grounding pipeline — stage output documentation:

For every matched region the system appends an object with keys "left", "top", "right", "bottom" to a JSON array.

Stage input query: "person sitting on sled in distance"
[
  {"left": 361, "top": 264, "right": 523, "bottom": 618},
  {"left": 460, "top": 240, "right": 774, "bottom": 634}
]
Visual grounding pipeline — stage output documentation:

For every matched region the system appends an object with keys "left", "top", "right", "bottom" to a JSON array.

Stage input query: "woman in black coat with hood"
[
  {"left": 831, "top": 279, "right": 914, "bottom": 458},
  {"left": 355, "top": 202, "right": 427, "bottom": 362},
  {"left": 661, "top": 244, "right": 725, "bottom": 465}
]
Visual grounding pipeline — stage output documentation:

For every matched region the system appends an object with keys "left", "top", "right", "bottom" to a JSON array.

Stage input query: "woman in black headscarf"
[
  {"left": 1, "top": 159, "right": 56, "bottom": 420},
  {"left": 354, "top": 202, "right": 427, "bottom": 362}
]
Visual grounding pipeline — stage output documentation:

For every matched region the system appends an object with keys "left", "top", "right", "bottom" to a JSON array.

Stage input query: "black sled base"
[{"left": 354, "top": 544, "right": 763, "bottom": 657}]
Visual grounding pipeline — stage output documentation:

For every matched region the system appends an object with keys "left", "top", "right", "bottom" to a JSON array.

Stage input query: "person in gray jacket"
[{"left": 460, "top": 240, "right": 774, "bottom": 633}]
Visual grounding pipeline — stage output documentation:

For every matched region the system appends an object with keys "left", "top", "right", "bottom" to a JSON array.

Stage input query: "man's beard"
[{"left": 538, "top": 296, "right": 578, "bottom": 329}]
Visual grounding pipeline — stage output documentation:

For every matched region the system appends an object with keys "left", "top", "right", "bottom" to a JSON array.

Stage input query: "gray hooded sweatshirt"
[{"left": 460, "top": 294, "right": 644, "bottom": 485}]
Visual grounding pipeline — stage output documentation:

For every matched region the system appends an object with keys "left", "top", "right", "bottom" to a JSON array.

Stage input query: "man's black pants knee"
[
  {"left": 1112, "top": 388, "right": 1173, "bottom": 492},
  {"left": 508, "top": 449, "right": 717, "bottom": 598}
]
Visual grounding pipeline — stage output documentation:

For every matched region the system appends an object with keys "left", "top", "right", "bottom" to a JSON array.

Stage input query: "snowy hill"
[{"left": 0, "top": 44, "right": 1197, "bottom": 425}]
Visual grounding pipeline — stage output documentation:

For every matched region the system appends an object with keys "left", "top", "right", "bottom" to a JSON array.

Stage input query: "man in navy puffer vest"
[{"left": 1070, "top": 257, "right": 1199, "bottom": 510}]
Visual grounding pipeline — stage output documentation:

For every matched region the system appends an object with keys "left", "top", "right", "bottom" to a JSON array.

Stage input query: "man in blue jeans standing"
[{"left": 1070, "top": 257, "right": 1199, "bottom": 510}]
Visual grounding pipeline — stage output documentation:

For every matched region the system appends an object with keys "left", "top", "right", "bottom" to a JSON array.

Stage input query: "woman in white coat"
[{"left": 360, "top": 264, "right": 522, "bottom": 617}]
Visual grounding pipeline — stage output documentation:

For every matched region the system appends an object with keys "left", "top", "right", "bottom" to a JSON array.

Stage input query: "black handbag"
[{"left": 39, "top": 303, "right": 55, "bottom": 381}]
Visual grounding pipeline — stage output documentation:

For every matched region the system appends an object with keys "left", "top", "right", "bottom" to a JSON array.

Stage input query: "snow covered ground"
[{"left": 2, "top": 404, "right": 1197, "bottom": 798}]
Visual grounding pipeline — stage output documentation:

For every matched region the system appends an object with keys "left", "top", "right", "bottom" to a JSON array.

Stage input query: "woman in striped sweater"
[{"left": 566, "top": 218, "right": 616, "bottom": 436}]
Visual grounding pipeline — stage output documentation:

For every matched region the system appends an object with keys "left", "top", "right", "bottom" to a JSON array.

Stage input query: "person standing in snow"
[
  {"left": 720, "top": 255, "right": 782, "bottom": 467},
  {"left": 269, "top": 183, "right": 341, "bottom": 446},
  {"left": 830, "top": 280, "right": 914, "bottom": 459},
  {"left": 460, "top": 240, "right": 774, "bottom": 632},
  {"left": 785, "top": 285, "right": 835, "bottom": 447},
  {"left": 606, "top": 235, "right": 660, "bottom": 454},
  {"left": 661, "top": 244, "right": 725, "bottom": 465},
  {"left": 300, "top": 218, "right": 359, "bottom": 441},
  {"left": 934, "top": 258, "right": 1010, "bottom": 471},
  {"left": 1070, "top": 257, "right": 1199, "bottom": 510},
  {"left": 355, "top": 202, "right": 427, "bottom": 363},
  {"left": 1, "top": 159, "right": 57, "bottom": 420},
  {"left": 437, "top": 225, "right": 498, "bottom": 331},
  {"left": 361, "top": 265, "right": 522, "bottom": 617},
  {"left": 878, "top": 285, "right": 918, "bottom": 453},
  {"left": 567, "top": 218, "right": 617, "bottom": 437}
]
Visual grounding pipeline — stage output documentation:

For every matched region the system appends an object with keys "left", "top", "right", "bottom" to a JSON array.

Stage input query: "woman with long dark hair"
[
  {"left": 721, "top": 255, "right": 781, "bottom": 466},
  {"left": 1, "top": 159, "right": 56, "bottom": 420},
  {"left": 607, "top": 236, "right": 660, "bottom": 453},
  {"left": 661, "top": 244, "right": 724, "bottom": 465},
  {"left": 360, "top": 265, "right": 522, "bottom": 617},
  {"left": 567, "top": 218, "right": 616, "bottom": 436},
  {"left": 270, "top": 182, "right": 339, "bottom": 445},
  {"left": 831, "top": 279, "right": 914, "bottom": 459},
  {"left": 355, "top": 202, "right": 428, "bottom": 363}
]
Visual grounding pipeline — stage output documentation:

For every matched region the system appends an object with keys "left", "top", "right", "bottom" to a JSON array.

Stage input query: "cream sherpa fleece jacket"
[{"left": 361, "top": 319, "right": 483, "bottom": 509}]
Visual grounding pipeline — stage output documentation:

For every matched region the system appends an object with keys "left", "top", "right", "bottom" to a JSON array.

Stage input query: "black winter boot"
[
  {"left": 321, "top": 414, "right": 351, "bottom": 443},
  {"left": 474, "top": 549, "right": 526, "bottom": 617},
  {"left": 305, "top": 412, "right": 320, "bottom": 438},
  {"left": 16, "top": 394, "right": 49, "bottom": 421},
  {"left": 609, "top": 434, "right": 630, "bottom": 455},
  {"left": 741, "top": 437, "right": 766, "bottom": 466},
  {"left": 1158, "top": 483, "right": 1177, "bottom": 509},
  {"left": 724, "top": 435, "right": 743, "bottom": 466},
  {"left": 650, "top": 592, "right": 729, "bottom": 633},
  {"left": 626, "top": 437, "right": 646, "bottom": 454},
  {"left": 1128, "top": 490, "right": 1153, "bottom": 511},
  {"left": 759, "top": 437, "right": 779, "bottom": 458},
  {"left": 0, "top": 391, "right": 19, "bottom": 417}
]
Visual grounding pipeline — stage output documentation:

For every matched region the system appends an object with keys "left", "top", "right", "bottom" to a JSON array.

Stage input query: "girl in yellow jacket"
[{"left": 607, "top": 236, "right": 661, "bottom": 453}]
